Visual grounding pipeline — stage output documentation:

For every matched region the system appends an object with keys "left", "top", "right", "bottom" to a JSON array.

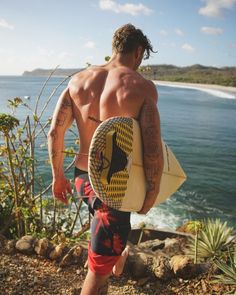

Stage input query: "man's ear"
[{"left": 136, "top": 46, "right": 144, "bottom": 60}]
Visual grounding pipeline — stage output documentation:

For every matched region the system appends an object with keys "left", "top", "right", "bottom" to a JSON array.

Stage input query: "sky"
[{"left": 0, "top": 0, "right": 236, "bottom": 75}]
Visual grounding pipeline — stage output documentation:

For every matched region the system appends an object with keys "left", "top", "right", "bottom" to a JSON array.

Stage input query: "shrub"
[{"left": 188, "top": 219, "right": 235, "bottom": 262}]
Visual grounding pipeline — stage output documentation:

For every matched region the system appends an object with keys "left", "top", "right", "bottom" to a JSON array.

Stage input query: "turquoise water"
[{"left": 0, "top": 76, "right": 235, "bottom": 229}]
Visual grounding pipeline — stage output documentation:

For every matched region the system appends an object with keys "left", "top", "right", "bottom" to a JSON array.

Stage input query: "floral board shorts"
[{"left": 74, "top": 167, "right": 131, "bottom": 276}]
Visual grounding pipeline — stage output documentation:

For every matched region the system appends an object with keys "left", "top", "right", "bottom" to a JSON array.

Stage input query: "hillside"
[
  {"left": 22, "top": 68, "right": 82, "bottom": 77},
  {"left": 22, "top": 65, "right": 236, "bottom": 87},
  {"left": 140, "top": 64, "right": 236, "bottom": 87}
]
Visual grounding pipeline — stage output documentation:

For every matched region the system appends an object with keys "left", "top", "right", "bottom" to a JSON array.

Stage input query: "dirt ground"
[{"left": 1, "top": 252, "right": 235, "bottom": 295}]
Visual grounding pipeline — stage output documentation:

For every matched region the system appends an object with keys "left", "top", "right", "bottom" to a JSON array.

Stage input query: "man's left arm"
[{"left": 47, "top": 87, "right": 74, "bottom": 204}]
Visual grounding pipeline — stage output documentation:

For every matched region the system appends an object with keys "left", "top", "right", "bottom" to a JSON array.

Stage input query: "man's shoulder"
[
  {"left": 141, "top": 79, "right": 158, "bottom": 102},
  {"left": 129, "top": 71, "right": 156, "bottom": 89},
  {"left": 69, "top": 67, "right": 100, "bottom": 86},
  {"left": 135, "top": 74, "right": 157, "bottom": 94}
]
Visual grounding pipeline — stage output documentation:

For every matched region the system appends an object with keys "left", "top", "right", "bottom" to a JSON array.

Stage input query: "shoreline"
[{"left": 153, "top": 80, "right": 236, "bottom": 99}]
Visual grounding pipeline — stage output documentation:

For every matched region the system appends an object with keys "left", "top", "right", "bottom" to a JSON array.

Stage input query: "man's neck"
[{"left": 108, "top": 53, "right": 137, "bottom": 70}]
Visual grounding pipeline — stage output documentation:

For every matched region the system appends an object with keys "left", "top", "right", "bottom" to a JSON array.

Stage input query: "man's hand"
[{"left": 52, "top": 176, "right": 72, "bottom": 205}]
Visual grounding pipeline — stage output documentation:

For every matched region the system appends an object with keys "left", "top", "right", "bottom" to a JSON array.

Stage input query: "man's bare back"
[{"left": 68, "top": 64, "right": 156, "bottom": 171}]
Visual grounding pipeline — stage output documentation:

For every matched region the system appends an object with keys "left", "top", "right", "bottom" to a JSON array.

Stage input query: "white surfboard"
[{"left": 88, "top": 117, "right": 186, "bottom": 212}]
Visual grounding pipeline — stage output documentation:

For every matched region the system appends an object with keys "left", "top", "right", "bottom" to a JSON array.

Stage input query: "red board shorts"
[{"left": 74, "top": 167, "right": 131, "bottom": 276}]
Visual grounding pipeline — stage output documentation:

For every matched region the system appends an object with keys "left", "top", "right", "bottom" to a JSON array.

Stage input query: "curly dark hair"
[{"left": 112, "top": 24, "right": 156, "bottom": 60}]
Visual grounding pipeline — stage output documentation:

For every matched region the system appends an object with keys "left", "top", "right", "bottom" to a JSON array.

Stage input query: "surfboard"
[{"left": 88, "top": 117, "right": 186, "bottom": 212}]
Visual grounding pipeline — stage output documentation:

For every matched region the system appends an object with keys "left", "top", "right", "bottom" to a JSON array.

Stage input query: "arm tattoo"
[
  {"left": 50, "top": 130, "right": 58, "bottom": 141},
  {"left": 140, "top": 100, "right": 162, "bottom": 158},
  {"left": 56, "top": 111, "right": 67, "bottom": 126},
  {"left": 51, "top": 149, "right": 58, "bottom": 159},
  {"left": 61, "top": 97, "right": 72, "bottom": 109},
  {"left": 140, "top": 98, "right": 164, "bottom": 197},
  {"left": 143, "top": 105, "right": 155, "bottom": 124},
  {"left": 144, "top": 126, "right": 160, "bottom": 157}
]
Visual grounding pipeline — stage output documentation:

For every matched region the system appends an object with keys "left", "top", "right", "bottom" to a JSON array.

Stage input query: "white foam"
[
  {"left": 131, "top": 206, "right": 183, "bottom": 231},
  {"left": 155, "top": 81, "right": 236, "bottom": 99}
]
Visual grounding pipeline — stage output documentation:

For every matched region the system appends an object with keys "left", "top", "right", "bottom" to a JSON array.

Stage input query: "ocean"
[{"left": 0, "top": 76, "right": 235, "bottom": 230}]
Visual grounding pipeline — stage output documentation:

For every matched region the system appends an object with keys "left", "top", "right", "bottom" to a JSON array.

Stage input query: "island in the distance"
[{"left": 22, "top": 64, "right": 236, "bottom": 87}]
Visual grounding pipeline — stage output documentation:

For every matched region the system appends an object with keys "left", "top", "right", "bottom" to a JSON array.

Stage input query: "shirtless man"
[{"left": 48, "top": 24, "right": 164, "bottom": 295}]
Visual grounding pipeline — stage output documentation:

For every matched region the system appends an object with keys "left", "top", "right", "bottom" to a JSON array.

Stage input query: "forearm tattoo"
[
  {"left": 141, "top": 99, "right": 163, "bottom": 194},
  {"left": 51, "top": 149, "right": 58, "bottom": 159}
]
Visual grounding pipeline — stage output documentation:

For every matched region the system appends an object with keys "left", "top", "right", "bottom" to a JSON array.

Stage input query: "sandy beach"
[{"left": 153, "top": 80, "right": 236, "bottom": 99}]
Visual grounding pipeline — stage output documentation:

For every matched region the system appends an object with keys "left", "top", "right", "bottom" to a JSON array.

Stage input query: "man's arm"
[
  {"left": 139, "top": 85, "right": 164, "bottom": 214},
  {"left": 47, "top": 87, "right": 74, "bottom": 204}
]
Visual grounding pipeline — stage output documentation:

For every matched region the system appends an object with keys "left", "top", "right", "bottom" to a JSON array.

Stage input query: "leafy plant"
[
  {"left": 188, "top": 219, "right": 235, "bottom": 261},
  {"left": 0, "top": 69, "right": 90, "bottom": 240},
  {"left": 213, "top": 247, "right": 236, "bottom": 286}
]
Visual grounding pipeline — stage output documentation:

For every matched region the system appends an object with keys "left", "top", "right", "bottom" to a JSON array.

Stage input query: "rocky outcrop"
[
  {"left": 15, "top": 235, "right": 36, "bottom": 255},
  {"left": 1, "top": 229, "right": 211, "bottom": 283},
  {"left": 8, "top": 235, "right": 84, "bottom": 269}
]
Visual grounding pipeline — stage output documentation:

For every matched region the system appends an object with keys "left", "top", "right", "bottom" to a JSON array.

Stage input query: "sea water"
[{"left": 0, "top": 76, "right": 235, "bottom": 229}]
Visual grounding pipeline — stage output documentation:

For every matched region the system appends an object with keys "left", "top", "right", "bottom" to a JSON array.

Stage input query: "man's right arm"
[
  {"left": 139, "top": 86, "right": 164, "bottom": 214},
  {"left": 47, "top": 88, "right": 74, "bottom": 204}
]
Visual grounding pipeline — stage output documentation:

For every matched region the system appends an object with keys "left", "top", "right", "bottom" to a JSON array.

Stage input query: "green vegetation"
[
  {"left": 0, "top": 69, "right": 90, "bottom": 241},
  {"left": 213, "top": 248, "right": 236, "bottom": 285},
  {"left": 188, "top": 219, "right": 235, "bottom": 262},
  {"left": 187, "top": 219, "right": 236, "bottom": 288},
  {"left": 139, "top": 64, "right": 236, "bottom": 87}
]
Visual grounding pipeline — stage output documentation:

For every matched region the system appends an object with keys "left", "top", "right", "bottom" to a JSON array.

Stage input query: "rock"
[
  {"left": 138, "top": 239, "right": 165, "bottom": 251},
  {"left": 152, "top": 255, "right": 174, "bottom": 281},
  {"left": 4, "top": 240, "right": 16, "bottom": 255},
  {"left": 127, "top": 252, "right": 149, "bottom": 278},
  {"left": 163, "top": 238, "right": 185, "bottom": 256},
  {"left": 15, "top": 235, "right": 36, "bottom": 254},
  {"left": 34, "top": 238, "right": 50, "bottom": 256},
  {"left": 137, "top": 277, "right": 150, "bottom": 286},
  {"left": 59, "top": 245, "right": 83, "bottom": 267},
  {"left": 170, "top": 255, "right": 206, "bottom": 279},
  {"left": 49, "top": 243, "right": 66, "bottom": 261},
  {"left": 74, "top": 244, "right": 83, "bottom": 257}
]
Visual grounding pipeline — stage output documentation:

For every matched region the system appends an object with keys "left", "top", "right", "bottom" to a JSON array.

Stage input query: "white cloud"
[
  {"left": 159, "top": 29, "right": 168, "bottom": 36},
  {"left": 0, "top": 18, "right": 14, "bottom": 30},
  {"left": 99, "top": 0, "right": 153, "bottom": 16},
  {"left": 199, "top": 0, "right": 236, "bottom": 18},
  {"left": 201, "top": 26, "right": 223, "bottom": 35},
  {"left": 182, "top": 43, "right": 195, "bottom": 52},
  {"left": 84, "top": 41, "right": 96, "bottom": 49},
  {"left": 175, "top": 28, "right": 184, "bottom": 36}
]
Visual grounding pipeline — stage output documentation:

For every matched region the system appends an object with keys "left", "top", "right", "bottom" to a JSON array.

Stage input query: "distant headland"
[
  {"left": 22, "top": 64, "right": 236, "bottom": 87},
  {"left": 22, "top": 68, "right": 83, "bottom": 77}
]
